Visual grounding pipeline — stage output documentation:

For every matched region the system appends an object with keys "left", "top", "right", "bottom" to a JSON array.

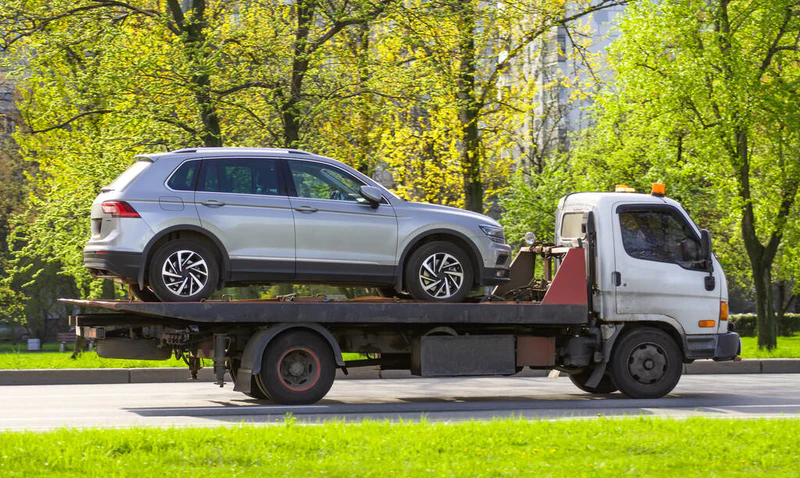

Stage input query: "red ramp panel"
[{"left": 541, "top": 248, "right": 587, "bottom": 306}]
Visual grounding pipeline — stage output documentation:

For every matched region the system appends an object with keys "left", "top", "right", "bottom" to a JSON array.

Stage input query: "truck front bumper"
[{"left": 683, "top": 331, "right": 741, "bottom": 361}]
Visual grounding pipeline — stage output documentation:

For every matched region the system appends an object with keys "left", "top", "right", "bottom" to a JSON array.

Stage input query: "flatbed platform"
[{"left": 62, "top": 298, "right": 588, "bottom": 327}]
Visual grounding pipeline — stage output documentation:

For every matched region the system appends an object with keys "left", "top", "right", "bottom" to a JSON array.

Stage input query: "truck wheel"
[
  {"left": 405, "top": 241, "right": 473, "bottom": 302},
  {"left": 569, "top": 370, "right": 618, "bottom": 394},
  {"left": 130, "top": 285, "right": 160, "bottom": 302},
  {"left": 609, "top": 328, "right": 682, "bottom": 399},
  {"left": 229, "top": 358, "right": 271, "bottom": 400},
  {"left": 259, "top": 330, "right": 335, "bottom": 405},
  {"left": 148, "top": 239, "right": 219, "bottom": 302}
]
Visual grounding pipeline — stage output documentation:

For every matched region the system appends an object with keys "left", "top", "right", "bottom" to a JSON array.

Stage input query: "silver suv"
[{"left": 84, "top": 148, "right": 511, "bottom": 302}]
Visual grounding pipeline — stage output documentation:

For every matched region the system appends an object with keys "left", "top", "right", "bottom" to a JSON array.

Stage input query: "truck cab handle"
[{"left": 612, "top": 271, "right": 621, "bottom": 287}]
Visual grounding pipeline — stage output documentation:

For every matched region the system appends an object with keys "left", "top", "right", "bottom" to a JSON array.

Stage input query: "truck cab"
[{"left": 555, "top": 189, "right": 738, "bottom": 361}]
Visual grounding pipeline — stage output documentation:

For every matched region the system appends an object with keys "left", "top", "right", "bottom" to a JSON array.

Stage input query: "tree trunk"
[
  {"left": 735, "top": 127, "right": 777, "bottom": 350},
  {"left": 454, "top": 0, "right": 482, "bottom": 213},
  {"left": 282, "top": 0, "right": 315, "bottom": 148},
  {"left": 168, "top": 0, "right": 221, "bottom": 147}
]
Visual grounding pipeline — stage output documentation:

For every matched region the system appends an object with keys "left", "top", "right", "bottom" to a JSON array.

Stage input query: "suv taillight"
[{"left": 102, "top": 201, "right": 140, "bottom": 218}]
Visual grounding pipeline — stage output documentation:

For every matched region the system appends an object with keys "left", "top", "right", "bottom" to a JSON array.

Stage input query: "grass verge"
[
  {"left": 0, "top": 418, "right": 797, "bottom": 477},
  {"left": 739, "top": 335, "right": 800, "bottom": 358},
  {"left": 0, "top": 351, "right": 204, "bottom": 369}
]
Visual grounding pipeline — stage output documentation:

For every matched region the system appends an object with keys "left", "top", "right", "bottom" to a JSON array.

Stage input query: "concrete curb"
[{"left": 0, "top": 359, "right": 798, "bottom": 386}]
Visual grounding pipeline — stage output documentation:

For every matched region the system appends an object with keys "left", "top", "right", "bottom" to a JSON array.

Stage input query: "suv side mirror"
[{"left": 360, "top": 185, "right": 382, "bottom": 208}]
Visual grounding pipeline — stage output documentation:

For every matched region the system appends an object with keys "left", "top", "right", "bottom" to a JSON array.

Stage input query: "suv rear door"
[
  {"left": 285, "top": 159, "right": 397, "bottom": 284},
  {"left": 195, "top": 157, "right": 295, "bottom": 281}
]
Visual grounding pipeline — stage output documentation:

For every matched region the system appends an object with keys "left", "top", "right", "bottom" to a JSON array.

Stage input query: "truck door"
[{"left": 611, "top": 204, "right": 718, "bottom": 333}]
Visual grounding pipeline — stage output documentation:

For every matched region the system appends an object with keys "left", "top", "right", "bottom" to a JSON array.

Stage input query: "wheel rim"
[
  {"left": 277, "top": 347, "right": 321, "bottom": 392},
  {"left": 161, "top": 250, "right": 209, "bottom": 297},
  {"left": 418, "top": 252, "right": 464, "bottom": 299},
  {"left": 626, "top": 342, "right": 668, "bottom": 385}
]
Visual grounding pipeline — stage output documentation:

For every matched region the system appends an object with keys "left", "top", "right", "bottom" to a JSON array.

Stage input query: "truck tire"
[
  {"left": 148, "top": 239, "right": 219, "bottom": 302},
  {"left": 259, "top": 330, "right": 336, "bottom": 405},
  {"left": 568, "top": 370, "right": 618, "bottom": 394},
  {"left": 229, "top": 358, "right": 271, "bottom": 400},
  {"left": 609, "top": 328, "right": 682, "bottom": 399},
  {"left": 405, "top": 241, "right": 474, "bottom": 302}
]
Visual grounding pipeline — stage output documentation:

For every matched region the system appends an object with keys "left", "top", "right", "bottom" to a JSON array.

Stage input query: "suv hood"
[{"left": 398, "top": 201, "right": 501, "bottom": 227}]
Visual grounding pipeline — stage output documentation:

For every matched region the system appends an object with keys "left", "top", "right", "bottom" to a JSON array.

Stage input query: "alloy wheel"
[
  {"left": 418, "top": 252, "right": 465, "bottom": 299},
  {"left": 161, "top": 250, "right": 209, "bottom": 297}
]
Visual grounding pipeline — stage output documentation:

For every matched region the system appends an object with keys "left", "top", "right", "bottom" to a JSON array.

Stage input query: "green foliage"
[
  {"left": 499, "top": 159, "right": 574, "bottom": 246},
  {"left": 0, "top": 350, "right": 210, "bottom": 370},
  {"left": 730, "top": 314, "right": 800, "bottom": 338},
  {"left": 0, "top": 418, "right": 799, "bottom": 476}
]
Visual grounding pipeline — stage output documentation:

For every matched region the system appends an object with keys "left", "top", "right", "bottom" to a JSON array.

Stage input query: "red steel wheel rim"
[{"left": 276, "top": 347, "right": 321, "bottom": 392}]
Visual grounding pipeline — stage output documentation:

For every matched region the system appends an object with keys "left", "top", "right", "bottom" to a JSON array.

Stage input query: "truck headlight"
[{"left": 479, "top": 225, "right": 506, "bottom": 244}]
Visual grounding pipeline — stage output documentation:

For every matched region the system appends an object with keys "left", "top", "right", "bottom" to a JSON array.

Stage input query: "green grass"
[
  {"left": 0, "top": 418, "right": 797, "bottom": 477},
  {"left": 740, "top": 335, "right": 800, "bottom": 358},
  {"left": 0, "top": 350, "right": 205, "bottom": 369}
]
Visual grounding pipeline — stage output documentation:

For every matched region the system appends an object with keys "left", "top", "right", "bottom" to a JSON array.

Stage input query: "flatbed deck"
[{"left": 62, "top": 298, "right": 588, "bottom": 327}]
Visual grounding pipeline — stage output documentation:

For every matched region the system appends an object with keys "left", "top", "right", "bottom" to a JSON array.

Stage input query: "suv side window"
[
  {"left": 199, "top": 158, "right": 282, "bottom": 196},
  {"left": 618, "top": 209, "right": 704, "bottom": 270},
  {"left": 288, "top": 160, "right": 364, "bottom": 201},
  {"left": 167, "top": 160, "right": 200, "bottom": 191}
]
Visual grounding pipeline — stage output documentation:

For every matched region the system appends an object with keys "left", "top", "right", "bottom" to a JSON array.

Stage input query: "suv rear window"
[
  {"left": 167, "top": 161, "right": 199, "bottom": 191},
  {"left": 199, "top": 158, "right": 282, "bottom": 196},
  {"left": 106, "top": 160, "right": 151, "bottom": 191}
]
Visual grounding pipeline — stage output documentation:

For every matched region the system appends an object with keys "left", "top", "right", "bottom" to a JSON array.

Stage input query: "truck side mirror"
[
  {"left": 700, "top": 229, "right": 715, "bottom": 290},
  {"left": 360, "top": 185, "right": 382, "bottom": 208},
  {"left": 700, "top": 229, "right": 712, "bottom": 262}
]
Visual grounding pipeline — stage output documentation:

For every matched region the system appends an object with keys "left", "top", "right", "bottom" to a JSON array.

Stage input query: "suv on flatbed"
[{"left": 84, "top": 148, "right": 511, "bottom": 302}]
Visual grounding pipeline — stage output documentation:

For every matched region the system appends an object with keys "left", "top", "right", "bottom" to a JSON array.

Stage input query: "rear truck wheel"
[
  {"left": 569, "top": 370, "right": 618, "bottom": 394},
  {"left": 609, "top": 328, "right": 682, "bottom": 399},
  {"left": 405, "top": 241, "right": 474, "bottom": 302},
  {"left": 259, "top": 330, "right": 336, "bottom": 405},
  {"left": 129, "top": 284, "right": 160, "bottom": 302},
  {"left": 148, "top": 239, "right": 219, "bottom": 302},
  {"left": 229, "top": 358, "right": 271, "bottom": 400}
]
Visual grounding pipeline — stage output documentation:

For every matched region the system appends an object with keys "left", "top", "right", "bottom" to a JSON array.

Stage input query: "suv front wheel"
[
  {"left": 148, "top": 239, "right": 219, "bottom": 302},
  {"left": 405, "top": 241, "right": 473, "bottom": 302}
]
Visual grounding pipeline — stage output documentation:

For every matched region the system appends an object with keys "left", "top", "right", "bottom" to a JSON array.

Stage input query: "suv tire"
[
  {"left": 148, "top": 239, "right": 219, "bottom": 302},
  {"left": 405, "top": 241, "right": 473, "bottom": 302}
]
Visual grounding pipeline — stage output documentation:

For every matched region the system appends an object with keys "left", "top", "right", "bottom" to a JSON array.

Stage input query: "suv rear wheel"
[
  {"left": 148, "top": 239, "right": 219, "bottom": 302},
  {"left": 405, "top": 241, "right": 473, "bottom": 302}
]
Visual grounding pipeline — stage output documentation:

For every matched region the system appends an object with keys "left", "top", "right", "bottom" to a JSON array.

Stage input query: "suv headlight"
[{"left": 479, "top": 224, "right": 506, "bottom": 244}]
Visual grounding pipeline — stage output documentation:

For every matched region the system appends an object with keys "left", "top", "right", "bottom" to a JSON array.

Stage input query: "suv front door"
[
  {"left": 195, "top": 157, "right": 295, "bottom": 282},
  {"left": 611, "top": 204, "right": 718, "bottom": 334},
  {"left": 285, "top": 159, "right": 398, "bottom": 284}
]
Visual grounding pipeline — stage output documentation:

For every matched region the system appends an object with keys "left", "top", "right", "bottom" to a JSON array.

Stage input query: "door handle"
[
  {"left": 200, "top": 200, "right": 225, "bottom": 207},
  {"left": 612, "top": 271, "right": 622, "bottom": 287},
  {"left": 294, "top": 205, "right": 319, "bottom": 213}
]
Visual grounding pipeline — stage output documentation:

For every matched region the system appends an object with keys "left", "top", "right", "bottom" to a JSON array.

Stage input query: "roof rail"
[
  {"left": 172, "top": 148, "right": 197, "bottom": 154},
  {"left": 286, "top": 149, "right": 312, "bottom": 155}
]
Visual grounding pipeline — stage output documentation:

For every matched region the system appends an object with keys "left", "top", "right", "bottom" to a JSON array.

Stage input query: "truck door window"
[{"left": 618, "top": 210, "right": 704, "bottom": 270}]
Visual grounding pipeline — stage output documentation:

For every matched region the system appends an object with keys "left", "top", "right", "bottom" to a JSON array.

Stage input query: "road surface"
[{"left": 1, "top": 374, "right": 799, "bottom": 431}]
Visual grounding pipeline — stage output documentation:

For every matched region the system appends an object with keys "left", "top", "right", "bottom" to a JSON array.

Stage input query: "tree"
[{"left": 571, "top": 0, "right": 800, "bottom": 349}]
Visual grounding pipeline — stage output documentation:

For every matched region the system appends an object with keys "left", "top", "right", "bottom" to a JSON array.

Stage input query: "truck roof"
[{"left": 559, "top": 192, "right": 682, "bottom": 212}]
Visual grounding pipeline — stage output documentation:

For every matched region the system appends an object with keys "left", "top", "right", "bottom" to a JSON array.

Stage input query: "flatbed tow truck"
[{"left": 63, "top": 188, "right": 741, "bottom": 404}]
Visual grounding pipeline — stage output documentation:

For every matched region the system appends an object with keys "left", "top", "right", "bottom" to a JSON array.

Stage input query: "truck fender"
[
  {"left": 584, "top": 324, "right": 624, "bottom": 389},
  {"left": 233, "top": 323, "right": 345, "bottom": 395}
]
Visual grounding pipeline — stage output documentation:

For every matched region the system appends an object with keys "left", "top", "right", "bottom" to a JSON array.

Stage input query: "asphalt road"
[{"left": 2, "top": 374, "right": 799, "bottom": 431}]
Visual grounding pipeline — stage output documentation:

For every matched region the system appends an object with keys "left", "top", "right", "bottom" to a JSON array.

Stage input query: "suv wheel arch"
[
  {"left": 396, "top": 229, "right": 482, "bottom": 292},
  {"left": 138, "top": 226, "right": 230, "bottom": 289}
]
